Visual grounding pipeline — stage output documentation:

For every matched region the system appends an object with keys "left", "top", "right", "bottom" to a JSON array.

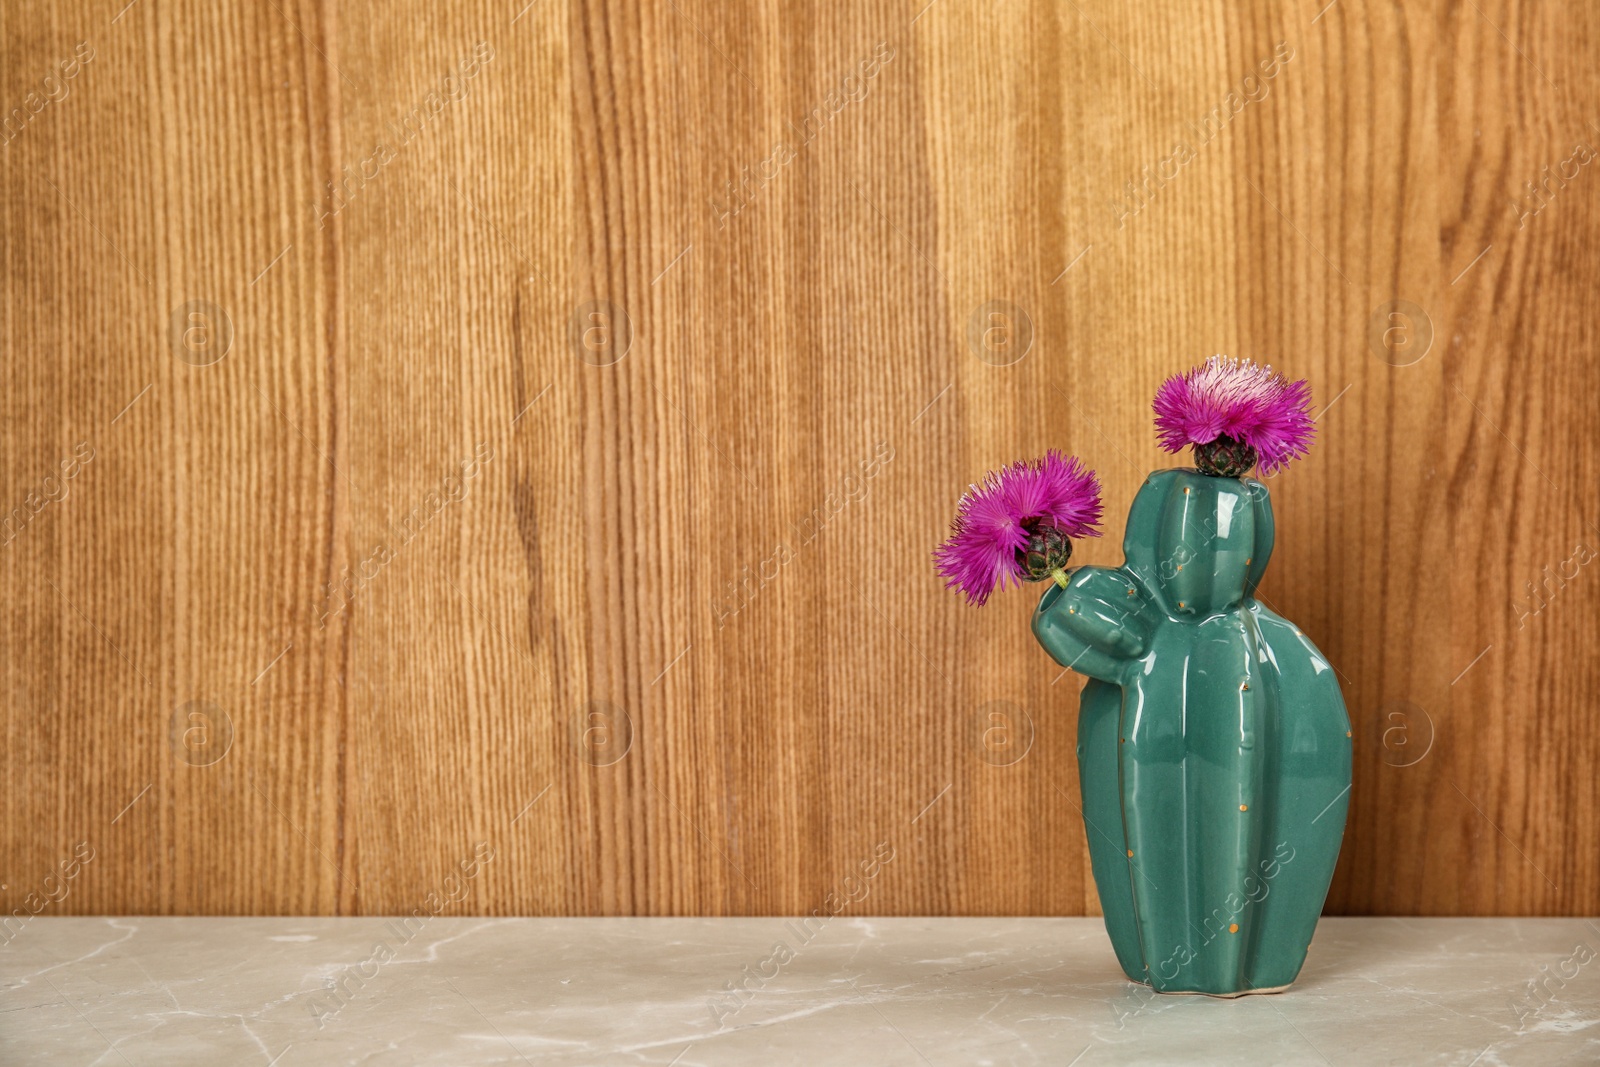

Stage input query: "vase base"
[{"left": 1130, "top": 978, "right": 1293, "bottom": 998}]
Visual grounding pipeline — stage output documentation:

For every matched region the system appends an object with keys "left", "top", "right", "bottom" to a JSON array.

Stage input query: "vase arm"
[{"left": 1031, "top": 566, "right": 1151, "bottom": 685}]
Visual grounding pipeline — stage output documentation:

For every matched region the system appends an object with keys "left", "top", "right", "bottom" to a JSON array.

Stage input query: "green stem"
[{"left": 1051, "top": 567, "right": 1070, "bottom": 589}]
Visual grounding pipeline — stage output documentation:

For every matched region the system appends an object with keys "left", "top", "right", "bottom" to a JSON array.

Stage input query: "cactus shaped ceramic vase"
[{"left": 1031, "top": 469, "right": 1351, "bottom": 996}]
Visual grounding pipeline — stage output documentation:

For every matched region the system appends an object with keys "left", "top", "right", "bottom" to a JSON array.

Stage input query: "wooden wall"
[{"left": 3, "top": 0, "right": 1597, "bottom": 918}]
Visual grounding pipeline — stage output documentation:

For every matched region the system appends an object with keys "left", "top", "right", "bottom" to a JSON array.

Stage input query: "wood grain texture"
[{"left": 3, "top": 0, "right": 1597, "bottom": 919}]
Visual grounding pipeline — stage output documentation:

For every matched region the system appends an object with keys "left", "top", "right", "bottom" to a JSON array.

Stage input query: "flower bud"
[{"left": 1017, "top": 522, "right": 1074, "bottom": 582}]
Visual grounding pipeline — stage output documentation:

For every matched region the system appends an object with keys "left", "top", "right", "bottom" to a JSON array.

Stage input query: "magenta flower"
[
  {"left": 1152, "top": 356, "right": 1315, "bottom": 476},
  {"left": 935, "top": 451, "right": 1103, "bottom": 606}
]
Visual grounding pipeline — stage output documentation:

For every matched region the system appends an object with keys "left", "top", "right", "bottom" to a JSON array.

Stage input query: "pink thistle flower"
[
  {"left": 934, "top": 451, "right": 1103, "bottom": 606},
  {"left": 1152, "top": 356, "right": 1316, "bottom": 476}
]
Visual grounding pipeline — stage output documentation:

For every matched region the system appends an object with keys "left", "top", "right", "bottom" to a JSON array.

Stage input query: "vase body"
[{"left": 1031, "top": 469, "right": 1351, "bottom": 996}]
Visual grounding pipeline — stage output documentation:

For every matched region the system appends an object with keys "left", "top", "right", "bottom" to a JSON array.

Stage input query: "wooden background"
[{"left": 3, "top": 0, "right": 1597, "bottom": 919}]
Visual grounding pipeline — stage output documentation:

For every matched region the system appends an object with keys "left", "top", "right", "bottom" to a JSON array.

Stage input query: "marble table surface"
[{"left": 2, "top": 916, "right": 1596, "bottom": 1065}]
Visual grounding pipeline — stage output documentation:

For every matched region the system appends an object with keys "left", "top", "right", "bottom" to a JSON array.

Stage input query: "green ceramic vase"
[{"left": 1031, "top": 469, "right": 1351, "bottom": 996}]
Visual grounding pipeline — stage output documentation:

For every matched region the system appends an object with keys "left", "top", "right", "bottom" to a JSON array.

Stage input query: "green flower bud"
[
  {"left": 1017, "top": 522, "right": 1074, "bottom": 582},
  {"left": 1194, "top": 435, "right": 1259, "bottom": 477}
]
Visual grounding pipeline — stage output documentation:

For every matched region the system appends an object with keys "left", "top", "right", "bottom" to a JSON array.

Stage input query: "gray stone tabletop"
[{"left": 2, "top": 917, "right": 1596, "bottom": 1065}]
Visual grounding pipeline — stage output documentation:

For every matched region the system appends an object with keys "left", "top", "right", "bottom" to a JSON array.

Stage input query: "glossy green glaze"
[{"left": 1031, "top": 469, "right": 1351, "bottom": 996}]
